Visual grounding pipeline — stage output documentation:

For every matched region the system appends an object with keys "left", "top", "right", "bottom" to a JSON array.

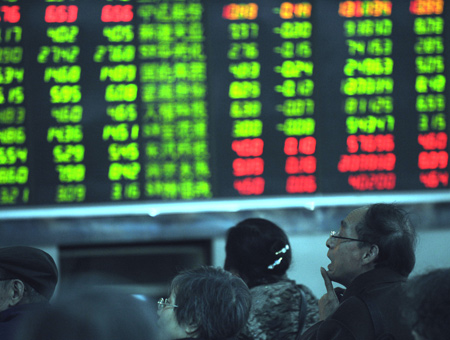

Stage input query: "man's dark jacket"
[
  {"left": 0, "top": 303, "right": 50, "bottom": 340},
  {"left": 300, "top": 267, "right": 414, "bottom": 340}
]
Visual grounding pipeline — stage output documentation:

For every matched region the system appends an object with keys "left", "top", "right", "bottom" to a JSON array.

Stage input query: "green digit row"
[
  {"left": 138, "top": 22, "right": 204, "bottom": 43},
  {"left": 0, "top": 186, "right": 28, "bottom": 205},
  {"left": 416, "top": 75, "right": 446, "bottom": 93},
  {"left": 143, "top": 101, "right": 207, "bottom": 122},
  {"left": 56, "top": 164, "right": 85, "bottom": 182},
  {"left": 0, "top": 146, "right": 27, "bottom": 164},
  {"left": 145, "top": 141, "right": 209, "bottom": 159},
  {"left": 0, "top": 166, "right": 28, "bottom": 184},
  {"left": 139, "top": 42, "right": 205, "bottom": 60},
  {"left": 141, "top": 82, "right": 206, "bottom": 102},
  {"left": 44, "top": 65, "right": 81, "bottom": 83},
  {"left": 0, "top": 86, "right": 24, "bottom": 104},
  {"left": 344, "top": 57, "right": 393, "bottom": 76},
  {"left": 418, "top": 113, "right": 446, "bottom": 131},
  {"left": 344, "top": 96, "right": 393, "bottom": 115},
  {"left": 145, "top": 161, "right": 209, "bottom": 180},
  {"left": 344, "top": 19, "right": 392, "bottom": 37},
  {"left": 0, "top": 126, "right": 26, "bottom": 144},
  {"left": 276, "top": 118, "right": 315, "bottom": 136},
  {"left": 274, "top": 79, "right": 314, "bottom": 97},
  {"left": 414, "top": 17, "right": 444, "bottom": 35},
  {"left": 341, "top": 77, "right": 393, "bottom": 96},
  {"left": 141, "top": 62, "right": 206, "bottom": 82},
  {"left": 111, "top": 182, "right": 140, "bottom": 201},
  {"left": 416, "top": 56, "right": 445, "bottom": 74},
  {"left": 0, "top": 67, "right": 24, "bottom": 84},
  {"left": 346, "top": 115, "right": 395, "bottom": 134},
  {"left": 346, "top": 38, "right": 392, "bottom": 56},
  {"left": 145, "top": 180, "right": 212, "bottom": 199},
  {"left": 137, "top": 3, "right": 203, "bottom": 23},
  {"left": 53, "top": 144, "right": 84, "bottom": 163}
]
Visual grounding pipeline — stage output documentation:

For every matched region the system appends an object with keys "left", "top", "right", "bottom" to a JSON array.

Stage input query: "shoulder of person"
[
  {"left": 333, "top": 296, "right": 371, "bottom": 321},
  {"left": 296, "top": 283, "right": 319, "bottom": 301},
  {"left": 300, "top": 318, "right": 363, "bottom": 340}
]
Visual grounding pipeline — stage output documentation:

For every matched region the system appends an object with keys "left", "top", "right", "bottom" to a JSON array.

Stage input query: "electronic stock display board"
[{"left": 0, "top": 0, "right": 449, "bottom": 217}]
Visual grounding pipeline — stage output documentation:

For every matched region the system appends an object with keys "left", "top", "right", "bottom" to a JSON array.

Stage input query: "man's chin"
[
  {"left": 326, "top": 264, "right": 333, "bottom": 274},
  {"left": 326, "top": 266, "right": 337, "bottom": 281}
]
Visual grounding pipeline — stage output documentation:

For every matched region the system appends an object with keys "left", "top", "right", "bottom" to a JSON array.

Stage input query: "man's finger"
[{"left": 321, "top": 267, "right": 334, "bottom": 293}]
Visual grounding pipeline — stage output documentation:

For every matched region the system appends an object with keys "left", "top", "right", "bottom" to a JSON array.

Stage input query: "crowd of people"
[{"left": 0, "top": 203, "right": 448, "bottom": 340}]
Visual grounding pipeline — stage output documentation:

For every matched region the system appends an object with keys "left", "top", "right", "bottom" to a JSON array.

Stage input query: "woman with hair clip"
[{"left": 225, "top": 218, "right": 319, "bottom": 340}]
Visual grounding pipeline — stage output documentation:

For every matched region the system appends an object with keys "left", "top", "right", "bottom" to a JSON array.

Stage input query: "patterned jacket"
[{"left": 238, "top": 278, "right": 319, "bottom": 340}]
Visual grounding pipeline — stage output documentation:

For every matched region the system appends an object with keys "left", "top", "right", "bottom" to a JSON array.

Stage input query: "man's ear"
[
  {"left": 184, "top": 323, "right": 198, "bottom": 336},
  {"left": 362, "top": 244, "right": 379, "bottom": 265},
  {"left": 8, "top": 279, "right": 25, "bottom": 307}
]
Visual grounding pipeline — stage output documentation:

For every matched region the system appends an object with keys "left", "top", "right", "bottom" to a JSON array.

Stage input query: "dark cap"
[{"left": 0, "top": 246, "right": 58, "bottom": 300}]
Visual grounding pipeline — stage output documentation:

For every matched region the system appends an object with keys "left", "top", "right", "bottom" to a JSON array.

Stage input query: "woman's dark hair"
[
  {"left": 170, "top": 266, "right": 251, "bottom": 340},
  {"left": 403, "top": 268, "right": 450, "bottom": 340},
  {"left": 355, "top": 203, "right": 417, "bottom": 277},
  {"left": 224, "top": 218, "right": 292, "bottom": 288}
]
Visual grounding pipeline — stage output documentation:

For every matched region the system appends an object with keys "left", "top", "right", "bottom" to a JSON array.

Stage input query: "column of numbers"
[
  {"left": 138, "top": 0, "right": 212, "bottom": 200},
  {"left": 41, "top": 3, "right": 87, "bottom": 203},
  {"left": 224, "top": 3, "right": 265, "bottom": 196},
  {"left": 273, "top": 2, "right": 317, "bottom": 194},
  {"left": 94, "top": 3, "right": 141, "bottom": 201},
  {"left": 0, "top": 3, "right": 28, "bottom": 205},
  {"left": 337, "top": 0, "right": 396, "bottom": 191},
  {"left": 411, "top": 0, "right": 449, "bottom": 188}
]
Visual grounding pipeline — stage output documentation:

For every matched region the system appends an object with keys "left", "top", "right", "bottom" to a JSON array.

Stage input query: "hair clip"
[
  {"left": 267, "top": 257, "right": 283, "bottom": 270},
  {"left": 275, "top": 244, "right": 290, "bottom": 255}
]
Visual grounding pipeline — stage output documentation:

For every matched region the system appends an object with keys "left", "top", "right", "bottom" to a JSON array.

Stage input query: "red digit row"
[{"left": 43, "top": 5, "right": 134, "bottom": 23}]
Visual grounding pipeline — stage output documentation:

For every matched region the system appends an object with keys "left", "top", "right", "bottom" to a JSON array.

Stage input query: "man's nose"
[{"left": 325, "top": 236, "right": 333, "bottom": 249}]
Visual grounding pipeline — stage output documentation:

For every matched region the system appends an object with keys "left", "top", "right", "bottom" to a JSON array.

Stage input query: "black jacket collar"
[{"left": 343, "top": 267, "right": 407, "bottom": 300}]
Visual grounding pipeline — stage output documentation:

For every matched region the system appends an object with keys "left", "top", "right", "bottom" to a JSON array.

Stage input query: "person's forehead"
[{"left": 342, "top": 207, "right": 368, "bottom": 230}]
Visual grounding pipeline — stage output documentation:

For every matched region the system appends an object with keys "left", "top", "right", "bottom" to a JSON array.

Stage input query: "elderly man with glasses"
[{"left": 301, "top": 203, "right": 417, "bottom": 340}]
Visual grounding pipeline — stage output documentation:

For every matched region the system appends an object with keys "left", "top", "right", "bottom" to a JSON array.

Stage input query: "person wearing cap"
[{"left": 0, "top": 246, "right": 58, "bottom": 340}]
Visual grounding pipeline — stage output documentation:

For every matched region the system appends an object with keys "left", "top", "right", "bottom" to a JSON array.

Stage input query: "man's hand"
[{"left": 318, "top": 267, "right": 340, "bottom": 320}]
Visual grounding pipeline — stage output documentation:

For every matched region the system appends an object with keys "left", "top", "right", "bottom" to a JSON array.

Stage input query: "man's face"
[
  {"left": 0, "top": 281, "right": 13, "bottom": 312},
  {"left": 325, "top": 207, "right": 371, "bottom": 287},
  {"left": 157, "top": 292, "right": 189, "bottom": 339}
]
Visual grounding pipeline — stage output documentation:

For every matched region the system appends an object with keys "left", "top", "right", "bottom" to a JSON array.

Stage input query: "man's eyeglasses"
[
  {"left": 330, "top": 231, "right": 370, "bottom": 244},
  {"left": 157, "top": 298, "right": 178, "bottom": 311}
]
